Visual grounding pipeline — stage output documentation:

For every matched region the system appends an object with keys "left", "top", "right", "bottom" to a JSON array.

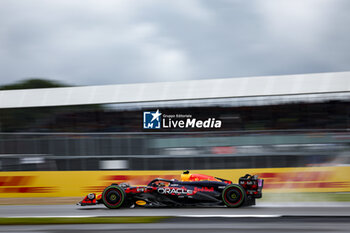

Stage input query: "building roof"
[{"left": 0, "top": 71, "right": 350, "bottom": 109}]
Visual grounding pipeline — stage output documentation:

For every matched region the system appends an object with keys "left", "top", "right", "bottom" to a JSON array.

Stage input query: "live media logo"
[
  {"left": 143, "top": 110, "right": 162, "bottom": 129},
  {"left": 143, "top": 109, "right": 222, "bottom": 129}
]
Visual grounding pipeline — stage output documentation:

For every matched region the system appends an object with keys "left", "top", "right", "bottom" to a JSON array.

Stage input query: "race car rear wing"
[{"left": 239, "top": 174, "right": 264, "bottom": 198}]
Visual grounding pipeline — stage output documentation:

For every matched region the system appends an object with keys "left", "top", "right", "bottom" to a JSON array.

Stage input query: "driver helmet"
[{"left": 181, "top": 170, "right": 191, "bottom": 181}]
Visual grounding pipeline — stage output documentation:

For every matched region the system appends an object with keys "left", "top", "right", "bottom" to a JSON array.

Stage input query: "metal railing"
[{"left": 0, "top": 130, "right": 349, "bottom": 171}]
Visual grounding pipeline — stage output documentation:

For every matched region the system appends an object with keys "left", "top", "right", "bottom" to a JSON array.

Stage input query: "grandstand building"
[{"left": 0, "top": 71, "right": 350, "bottom": 171}]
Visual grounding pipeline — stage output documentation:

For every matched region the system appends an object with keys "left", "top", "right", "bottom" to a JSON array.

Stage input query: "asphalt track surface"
[
  {"left": 1, "top": 203, "right": 350, "bottom": 217},
  {"left": 1, "top": 217, "right": 350, "bottom": 233},
  {"left": 1, "top": 204, "right": 350, "bottom": 232}
]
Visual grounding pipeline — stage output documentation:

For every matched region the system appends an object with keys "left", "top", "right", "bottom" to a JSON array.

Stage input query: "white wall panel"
[{"left": 0, "top": 71, "right": 349, "bottom": 109}]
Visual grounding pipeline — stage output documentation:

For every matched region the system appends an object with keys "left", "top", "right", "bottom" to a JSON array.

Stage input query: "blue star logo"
[{"left": 143, "top": 110, "right": 162, "bottom": 129}]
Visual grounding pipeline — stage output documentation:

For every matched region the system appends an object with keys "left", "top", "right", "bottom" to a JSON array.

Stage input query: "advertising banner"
[{"left": 0, "top": 166, "right": 350, "bottom": 198}]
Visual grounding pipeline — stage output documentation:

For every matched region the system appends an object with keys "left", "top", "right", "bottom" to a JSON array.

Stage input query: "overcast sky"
[{"left": 0, "top": 0, "right": 349, "bottom": 86}]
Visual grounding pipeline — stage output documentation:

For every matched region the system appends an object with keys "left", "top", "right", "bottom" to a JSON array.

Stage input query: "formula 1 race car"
[{"left": 77, "top": 171, "right": 264, "bottom": 208}]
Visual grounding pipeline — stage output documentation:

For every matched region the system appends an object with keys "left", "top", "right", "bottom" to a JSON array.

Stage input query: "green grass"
[
  {"left": 261, "top": 192, "right": 350, "bottom": 202},
  {"left": 0, "top": 216, "right": 169, "bottom": 225}
]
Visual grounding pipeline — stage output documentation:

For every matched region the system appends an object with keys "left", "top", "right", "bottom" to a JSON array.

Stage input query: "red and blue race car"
[{"left": 78, "top": 171, "right": 264, "bottom": 208}]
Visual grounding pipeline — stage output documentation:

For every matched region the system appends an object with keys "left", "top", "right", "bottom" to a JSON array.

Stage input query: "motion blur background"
[
  {"left": 0, "top": 72, "right": 350, "bottom": 201},
  {"left": 0, "top": 72, "right": 350, "bottom": 172},
  {"left": 1, "top": 0, "right": 350, "bottom": 202}
]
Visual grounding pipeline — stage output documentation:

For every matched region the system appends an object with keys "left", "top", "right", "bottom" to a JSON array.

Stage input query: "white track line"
[
  {"left": 258, "top": 202, "right": 350, "bottom": 207},
  {"left": 178, "top": 214, "right": 282, "bottom": 218},
  {"left": 2, "top": 214, "right": 282, "bottom": 218},
  {"left": 0, "top": 216, "right": 99, "bottom": 218}
]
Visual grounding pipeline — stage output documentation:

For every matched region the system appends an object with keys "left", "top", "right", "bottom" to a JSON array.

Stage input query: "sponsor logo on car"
[
  {"left": 157, "top": 187, "right": 192, "bottom": 195},
  {"left": 194, "top": 187, "right": 214, "bottom": 192}
]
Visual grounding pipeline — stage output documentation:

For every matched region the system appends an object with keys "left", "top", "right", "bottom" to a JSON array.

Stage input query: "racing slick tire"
[
  {"left": 102, "top": 185, "right": 126, "bottom": 209},
  {"left": 222, "top": 184, "right": 246, "bottom": 208}
]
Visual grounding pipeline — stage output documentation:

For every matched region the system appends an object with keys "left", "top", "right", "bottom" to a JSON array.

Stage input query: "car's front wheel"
[
  {"left": 222, "top": 184, "right": 246, "bottom": 208},
  {"left": 102, "top": 185, "right": 126, "bottom": 209}
]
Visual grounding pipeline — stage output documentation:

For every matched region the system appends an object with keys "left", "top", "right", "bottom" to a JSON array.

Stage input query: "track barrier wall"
[{"left": 0, "top": 166, "right": 350, "bottom": 198}]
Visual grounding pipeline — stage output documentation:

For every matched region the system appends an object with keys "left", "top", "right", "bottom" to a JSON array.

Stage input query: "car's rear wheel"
[
  {"left": 102, "top": 185, "right": 126, "bottom": 209},
  {"left": 222, "top": 184, "right": 246, "bottom": 208}
]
